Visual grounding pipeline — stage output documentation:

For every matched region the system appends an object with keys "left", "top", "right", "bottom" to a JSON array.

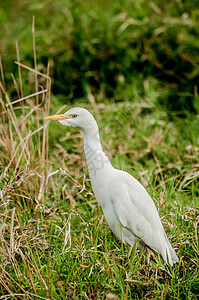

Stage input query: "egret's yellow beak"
[{"left": 45, "top": 114, "right": 72, "bottom": 121}]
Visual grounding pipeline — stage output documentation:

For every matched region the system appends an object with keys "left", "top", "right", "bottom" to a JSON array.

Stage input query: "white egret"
[{"left": 45, "top": 107, "right": 178, "bottom": 265}]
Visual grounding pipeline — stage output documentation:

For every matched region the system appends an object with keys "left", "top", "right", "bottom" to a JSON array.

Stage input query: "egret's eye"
[{"left": 71, "top": 114, "right": 78, "bottom": 118}]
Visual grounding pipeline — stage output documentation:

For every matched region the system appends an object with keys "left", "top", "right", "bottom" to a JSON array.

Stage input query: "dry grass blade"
[
  {"left": 0, "top": 55, "right": 5, "bottom": 89},
  {"left": 0, "top": 292, "right": 51, "bottom": 300},
  {"left": 10, "top": 208, "right": 16, "bottom": 254},
  {"left": 39, "top": 62, "right": 51, "bottom": 202},
  {"left": 32, "top": 16, "right": 40, "bottom": 158},
  {"left": 6, "top": 89, "right": 48, "bottom": 107},
  {"left": 16, "top": 41, "right": 23, "bottom": 98},
  {"left": 179, "top": 163, "right": 199, "bottom": 189},
  {"left": 14, "top": 61, "right": 51, "bottom": 79}
]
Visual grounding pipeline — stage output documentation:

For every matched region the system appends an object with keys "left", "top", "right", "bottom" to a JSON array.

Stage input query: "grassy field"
[
  {"left": 0, "top": 1, "right": 199, "bottom": 296},
  {"left": 1, "top": 0, "right": 199, "bottom": 112},
  {"left": 0, "top": 49, "right": 198, "bottom": 300}
]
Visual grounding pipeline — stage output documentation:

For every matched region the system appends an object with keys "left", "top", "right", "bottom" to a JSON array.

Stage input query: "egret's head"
[{"left": 45, "top": 107, "right": 98, "bottom": 134}]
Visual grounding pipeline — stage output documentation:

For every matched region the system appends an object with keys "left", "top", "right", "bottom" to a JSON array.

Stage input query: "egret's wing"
[{"left": 110, "top": 170, "right": 165, "bottom": 252}]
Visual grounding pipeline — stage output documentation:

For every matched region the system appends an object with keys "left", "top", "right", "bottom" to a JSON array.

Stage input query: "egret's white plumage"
[{"left": 45, "top": 107, "right": 178, "bottom": 265}]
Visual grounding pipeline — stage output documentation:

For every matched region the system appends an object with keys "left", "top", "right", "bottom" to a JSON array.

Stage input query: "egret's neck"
[{"left": 83, "top": 129, "right": 111, "bottom": 177}]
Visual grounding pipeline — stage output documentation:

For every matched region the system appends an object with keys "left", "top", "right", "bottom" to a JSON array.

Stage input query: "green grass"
[
  {"left": 0, "top": 17, "right": 199, "bottom": 299},
  {"left": 0, "top": 87, "right": 198, "bottom": 299},
  {"left": 1, "top": 0, "right": 199, "bottom": 112}
]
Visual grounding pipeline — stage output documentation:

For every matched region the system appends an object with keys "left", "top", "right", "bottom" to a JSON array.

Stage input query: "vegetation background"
[{"left": 0, "top": 0, "right": 198, "bottom": 299}]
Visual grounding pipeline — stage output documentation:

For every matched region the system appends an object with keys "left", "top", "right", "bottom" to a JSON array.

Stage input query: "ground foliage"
[
  {"left": 0, "top": 45, "right": 199, "bottom": 299},
  {"left": 1, "top": 0, "right": 199, "bottom": 113}
]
